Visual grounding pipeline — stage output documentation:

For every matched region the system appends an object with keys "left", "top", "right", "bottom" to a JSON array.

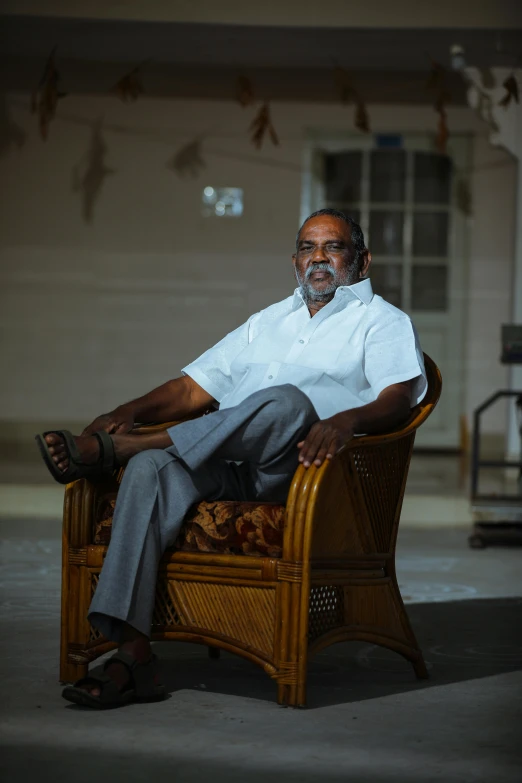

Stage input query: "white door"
[{"left": 302, "top": 132, "right": 470, "bottom": 448}]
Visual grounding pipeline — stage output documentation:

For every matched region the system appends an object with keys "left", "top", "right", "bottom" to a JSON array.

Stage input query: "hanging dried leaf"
[
  {"left": 435, "top": 107, "right": 449, "bottom": 154},
  {"left": 268, "top": 122, "right": 279, "bottom": 147},
  {"left": 498, "top": 74, "right": 519, "bottom": 108},
  {"left": 434, "top": 91, "right": 451, "bottom": 116},
  {"left": 167, "top": 138, "right": 206, "bottom": 178},
  {"left": 236, "top": 75, "right": 255, "bottom": 107},
  {"left": 31, "top": 46, "right": 67, "bottom": 140},
  {"left": 112, "top": 61, "right": 148, "bottom": 102},
  {"left": 71, "top": 117, "right": 115, "bottom": 223},
  {"left": 426, "top": 58, "right": 451, "bottom": 155},
  {"left": 333, "top": 66, "right": 358, "bottom": 104},
  {"left": 333, "top": 65, "right": 370, "bottom": 133},
  {"left": 354, "top": 100, "right": 370, "bottom": 133},
  {"left": 250, "top": 103, "right": 279, "bottom": 149}
]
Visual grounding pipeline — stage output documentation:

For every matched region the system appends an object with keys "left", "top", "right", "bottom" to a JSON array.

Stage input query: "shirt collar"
[{"left": 292, "top": 277, "right": 374, "bottom": 310}]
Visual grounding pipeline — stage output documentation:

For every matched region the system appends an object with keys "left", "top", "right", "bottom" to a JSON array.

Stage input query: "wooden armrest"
[{"left": 133, "top": 409, "right": 211, "bottom": 433}]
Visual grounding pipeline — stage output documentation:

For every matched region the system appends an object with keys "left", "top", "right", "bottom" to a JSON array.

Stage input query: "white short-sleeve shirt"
[{"left": 182, "top": 278, "right": 427, "bottom": 419}]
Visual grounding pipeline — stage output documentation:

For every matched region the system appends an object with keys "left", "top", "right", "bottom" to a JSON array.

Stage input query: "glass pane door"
[{"left": 322, "top": 147, "right": 453, "bottom": 315}]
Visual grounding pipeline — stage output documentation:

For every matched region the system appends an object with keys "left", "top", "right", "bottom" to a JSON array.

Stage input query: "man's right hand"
[{"left": 81, "top": 406, "right": 135, "bottom": 436}]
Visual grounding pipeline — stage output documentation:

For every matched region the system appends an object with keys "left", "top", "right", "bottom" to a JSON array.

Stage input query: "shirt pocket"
[{"left": 299, "top": 340, "right": 360, "bottom": 382}]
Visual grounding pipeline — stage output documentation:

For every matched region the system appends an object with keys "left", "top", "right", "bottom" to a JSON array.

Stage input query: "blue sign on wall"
[{"left": 375, "top": 134, "right": 403, "bottom": 148}]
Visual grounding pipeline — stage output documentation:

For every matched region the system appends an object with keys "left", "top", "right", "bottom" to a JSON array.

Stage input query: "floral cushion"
[{"left": 94, "top": 496, "right": 286, "bottom": 558}]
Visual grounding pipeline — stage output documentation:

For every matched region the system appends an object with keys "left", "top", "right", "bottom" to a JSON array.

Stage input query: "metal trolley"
[{"left": 469, "top": 326, "right": 522, "bottom": 548}]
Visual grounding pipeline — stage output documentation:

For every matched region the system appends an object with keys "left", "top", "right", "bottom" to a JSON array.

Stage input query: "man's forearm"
[
  {"left": 297, "top": 382, "right": 413, "bottom": 468},
  {"left": 118, "top": 376, "right": 212, "bottom": 424},
  {"left": 337, "top": 384, "right": 412, "bottom": 435}
]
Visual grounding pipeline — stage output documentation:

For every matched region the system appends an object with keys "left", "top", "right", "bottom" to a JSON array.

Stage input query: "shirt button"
[
  {"left": 299, "top": 339, "right": 305, "bottom": 344},
  {"left": 268, "top": 375, "right": 273, "bottom": 379}
]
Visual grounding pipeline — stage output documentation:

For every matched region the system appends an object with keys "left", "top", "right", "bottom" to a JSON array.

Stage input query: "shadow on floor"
[{"left": 150, "top": 597, "right": 522, "bottom": 709}]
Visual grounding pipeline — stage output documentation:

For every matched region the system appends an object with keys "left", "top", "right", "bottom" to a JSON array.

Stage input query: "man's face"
[{"left": 292, "top": 216, "right": 363, "bottom": 304}]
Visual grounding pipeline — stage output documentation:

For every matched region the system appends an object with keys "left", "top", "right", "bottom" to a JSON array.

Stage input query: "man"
[{"left": 37, "top": 209, "right": 426, "bottom": 708}]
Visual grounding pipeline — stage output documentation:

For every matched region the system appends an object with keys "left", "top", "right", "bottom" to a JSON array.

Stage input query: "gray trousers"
[{"left": 88, "top": 384, "right": 318, "bottom": 642}]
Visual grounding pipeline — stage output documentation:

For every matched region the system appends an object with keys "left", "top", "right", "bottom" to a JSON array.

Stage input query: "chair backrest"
[
  {"left": 409, "top": 353, "right": 443, "bottom": 429},
  {"left": 342, "top": 353, "right": 441, "bottom": 552}
]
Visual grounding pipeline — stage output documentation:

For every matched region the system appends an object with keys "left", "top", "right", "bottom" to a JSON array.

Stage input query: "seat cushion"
[{"left": 94, "top": 496, "right": 285, "bottom": 558}]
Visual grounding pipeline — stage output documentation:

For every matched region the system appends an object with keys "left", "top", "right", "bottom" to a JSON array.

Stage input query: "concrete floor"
[{"left": 1, "top": 527, "right": 521, "bottom": 782}]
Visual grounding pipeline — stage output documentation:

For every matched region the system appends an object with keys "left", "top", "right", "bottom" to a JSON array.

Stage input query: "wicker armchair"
[{"left": 60, "top": 354, "right": 441, "bottom": 707}]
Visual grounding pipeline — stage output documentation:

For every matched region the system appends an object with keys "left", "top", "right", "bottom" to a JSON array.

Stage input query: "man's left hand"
[{"left": 297, "top": 413, "right": 356, "bottom": 468}]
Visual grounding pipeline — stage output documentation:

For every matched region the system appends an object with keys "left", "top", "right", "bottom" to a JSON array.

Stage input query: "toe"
[{"left": 45, "top": 433, "right": 61, "bottom": 446}]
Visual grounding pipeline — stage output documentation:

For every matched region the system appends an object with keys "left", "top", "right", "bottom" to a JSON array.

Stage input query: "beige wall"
[{"left": 0, "top": 94, "right": 516, "bottom": 441}]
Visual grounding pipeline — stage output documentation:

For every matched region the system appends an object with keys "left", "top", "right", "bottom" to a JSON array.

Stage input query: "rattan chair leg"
[
  {"left": 60, "top": 660, "right": 87, "bottom": 685},
  {"left": 276, "top": 683, "right": 288, "bottom": 706},
  {"left": 412, "top": 653, "right": 429, "bottom": 679},
  {"left": 388, "top": 569, "right": 429, "bottom": 679},
  {"left": 295, "top": 671, "right": 308, "bottom": 708}
]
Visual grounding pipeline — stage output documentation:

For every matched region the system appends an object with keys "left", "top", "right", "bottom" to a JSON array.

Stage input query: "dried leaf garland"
[
  {"left": 354, "top": 100, "right": 370, "bottom": 133},
  {"left": 498, "top": 74, "right": 519, "bottom": 108},
  {"left": 236, "top": 75, "right": 255, "bottom": 107},
  {"left": 112, "top": 60, "right": 149, "bottom": 102},
  {"left": 31, "top": 46, "right": 67, "bottom": 140},
  {"left": 167, "top": 138, "right": 206, "bottom": 178},
  {"left": 250, "top": 103, "right": 279, "bottom": 149}
]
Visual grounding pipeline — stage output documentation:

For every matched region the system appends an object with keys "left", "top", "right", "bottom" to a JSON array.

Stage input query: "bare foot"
[
  {"left": 44, "top": 432, "right": 100, "bottom": 473},
  {"left": 44, "top": 429, "right": 175, "bottom": 474},
  {"left": 43, "top": 432, "right": 146, "bottom": 473}
]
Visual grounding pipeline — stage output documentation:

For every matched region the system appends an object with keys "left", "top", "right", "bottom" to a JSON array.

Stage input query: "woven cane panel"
[
  {"left": 88, "top": 574, "right": 104, "bottom": 642},
  {"left": 308, "top": 585, "right": 345, "bottom": 642},
  {"left": 351, "top": 437, "right": 412, "bottom": 552},
  {"left": 344, "top": 583, "right": 402, "bottom": 634},
  {"left": 151, "top": 578, "right": 182, "bottom": 629},
  {"left": 171, "top": 581, "right": 276, "bottom": 656}
]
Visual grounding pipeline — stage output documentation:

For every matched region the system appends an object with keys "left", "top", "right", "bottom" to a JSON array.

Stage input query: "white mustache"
[{"left": 305, "top": 263, "right": 335, "bottom": 280}]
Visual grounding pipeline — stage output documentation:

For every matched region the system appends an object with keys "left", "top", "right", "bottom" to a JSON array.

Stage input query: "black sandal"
[
  {"left": 62, "top": 651, "right": 166, "bottom": 709},
  {"left": 35, "top": 429, "right": 116, "bottom": 485}
]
